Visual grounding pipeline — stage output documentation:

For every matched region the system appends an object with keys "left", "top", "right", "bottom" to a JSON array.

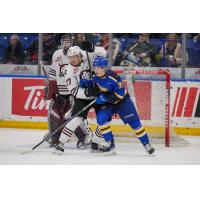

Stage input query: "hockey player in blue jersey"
[{"left": 80, "top": 56, "right": 155, "bottom": 155}]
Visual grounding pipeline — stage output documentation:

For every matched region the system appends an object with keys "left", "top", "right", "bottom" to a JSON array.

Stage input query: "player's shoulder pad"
[
  {"left": 52, "top": 49, "right": 63, "bottom": 62},
  {"left": 108, "top": 70, "right": 122, "bottom": 83}
]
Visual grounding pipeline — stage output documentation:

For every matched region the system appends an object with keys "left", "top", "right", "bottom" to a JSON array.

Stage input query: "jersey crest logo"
[{"left": 59, "top": 63, "right": 68, "bottom": 77}]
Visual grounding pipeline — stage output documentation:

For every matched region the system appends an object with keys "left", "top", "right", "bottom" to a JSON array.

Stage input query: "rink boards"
[{"left": 0, "top": 76, "right": 200, "bottom": 135}]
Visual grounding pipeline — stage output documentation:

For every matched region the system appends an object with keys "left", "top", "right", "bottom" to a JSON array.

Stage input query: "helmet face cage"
[{"left": 61, "top": 34, "right": 74, "bottom": 50}]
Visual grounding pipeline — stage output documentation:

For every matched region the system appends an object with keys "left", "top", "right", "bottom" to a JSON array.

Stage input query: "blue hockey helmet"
[{"left": 93, "top": 57, "right": 108, "bottom": 68}]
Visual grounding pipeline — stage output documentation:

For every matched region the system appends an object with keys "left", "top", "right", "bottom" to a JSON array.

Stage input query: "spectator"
[
  {"left": 25, "top": 33, "right": 57, "bottom": 65},
  {"left": 113, "top": 33, "right": 134, "bottom": 39},
  {"left": 193, "top": 33, "right": 200, "bottom": 42},
  {"left": 160, "top": 33, "right": 187, "bottom": 67},
  {"left": 3, "top": 34, "right": 24, "bottom": 64},
  {"left": 84, "top": 33, "right": 101, "bottom": 44},
  {"left": 54, "top": 33, "right": 66, "bottom": 48},
  {"left": 193, "top": 33, "right": 200, "bottom": 48},
  {"left": 73, "top": 33, "right": 85, "bottom": 46},
  {"left": 96, "top": 33, "right": 109, "bottom": 51},
  {"left": 122, "top": 33, "right": 159, "bottom": 67}
]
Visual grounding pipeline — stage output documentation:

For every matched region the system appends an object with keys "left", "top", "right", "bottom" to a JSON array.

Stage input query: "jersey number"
[{"left": 66, "top": 78, "right": 71, "bottom": 86}]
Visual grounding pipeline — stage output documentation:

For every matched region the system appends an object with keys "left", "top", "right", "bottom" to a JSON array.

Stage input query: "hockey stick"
[
  {"left": 21, "top": 98, "right": 96, "bottom": 155},
  {"left": 85, "top": 50, "right": 93, "bottom": 80},
  {"left": 40, "top": 61, "right": 50, "bottom": 83}
]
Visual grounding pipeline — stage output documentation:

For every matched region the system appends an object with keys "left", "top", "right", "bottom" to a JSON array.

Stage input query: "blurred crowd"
[{"left": 0, "top": 33, "right": 200, "bottom": 67}]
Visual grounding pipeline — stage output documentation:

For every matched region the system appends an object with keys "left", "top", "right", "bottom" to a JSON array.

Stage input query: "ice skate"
[
  {"left": 77, "top": 134, "right": 91, "bottom": 149},
  {"left": 143, "top": 143, "right": 155, "bottom": 155},
  {"left": 99, "top": 139, "right": 117, "bottom": 156},
  {"left": 90, "top": 142, "right": 102, "bottom": 153},
  {"left": 52, "top": 143, "right": 64, "bottom": 155}
]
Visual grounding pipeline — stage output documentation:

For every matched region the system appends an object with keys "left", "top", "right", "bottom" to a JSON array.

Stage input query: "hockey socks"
[
  {"left": 98, "top": 123, "right": 114, "bottom": 142},
  {"left": 134, "top": 127, "right": 149, "bottom": 145},
  {"left": 131, "top": 125, "right": 155, "bottom": 154}
]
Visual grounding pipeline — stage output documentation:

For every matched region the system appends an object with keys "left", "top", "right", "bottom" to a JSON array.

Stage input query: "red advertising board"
[
  {"left": 12, "top": 79, "right": 49, "bottom": 116},
  {"left": 11, "top": 78, "right": 152, "bottom": 120}
]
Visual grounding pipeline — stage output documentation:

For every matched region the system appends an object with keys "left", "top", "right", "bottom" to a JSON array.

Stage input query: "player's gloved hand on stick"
[
  {"left": 80, "top": 79, "right": 93, "bottom": 88},
  {"left": 80, "top": 70, "right": 92, "bottom": 80},
  {"left": 80, "top": 41, "right": 94, "bottom": 52},
  {"left": 95, "top": 94, "right": 107, "bottom": 104},
  {"left": 43, "top": 80, "right": 57, "bottom": 100}
]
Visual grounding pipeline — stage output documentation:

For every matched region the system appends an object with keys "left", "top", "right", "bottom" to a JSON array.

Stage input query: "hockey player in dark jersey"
[{"left": 80, "top": 57, "right": 155, "bottom": 155}]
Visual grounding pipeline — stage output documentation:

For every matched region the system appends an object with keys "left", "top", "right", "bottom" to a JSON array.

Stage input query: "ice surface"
[{"left": 0, "top": 128, "right": 200, "bottom": 164}]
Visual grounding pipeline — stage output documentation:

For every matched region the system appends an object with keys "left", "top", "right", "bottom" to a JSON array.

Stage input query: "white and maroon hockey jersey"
[
  {"left": 49, "top": 46, "right": 106, "bottom": 96},
  {"left": 49, "top": 49, "right": 70, "bottom": 96},
  {"left": 64, "top": 60, "right": 94, "bottom": 100}
]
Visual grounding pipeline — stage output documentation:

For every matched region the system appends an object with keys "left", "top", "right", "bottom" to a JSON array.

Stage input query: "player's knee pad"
[
  {"left": 128, "top": 120, "right": 142, "bottom": 130},
  {"left": 75, "top": 120, "right": 92, "bottom": 149},
  {"left": 60, "top": 117, "right": 83, "bottom": 144},
  {"left": 80, "top": 119, "right": 93, "bottom": 136},
  {"left": 78, "top": 119, "right": 93, "bottom": 143}
]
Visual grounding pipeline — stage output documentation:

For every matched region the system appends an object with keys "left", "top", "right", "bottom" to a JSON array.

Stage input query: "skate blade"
[
  {"left": 146, "top": 148, "right": 155, "bottom": 155},
  {"left": 103, "top": 150, "right": 117, "bottom": 156}
]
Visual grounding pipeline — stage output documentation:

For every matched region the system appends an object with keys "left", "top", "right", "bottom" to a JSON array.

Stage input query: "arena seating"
[
  {"left": 0, "top": 34, "right": 200, "bottom": 67},
  {"left": 118, "top": 37, "right": 200, "bottom": 67},
  {"left": 0, "top": 34, "right": 38, "bottom": 61}
]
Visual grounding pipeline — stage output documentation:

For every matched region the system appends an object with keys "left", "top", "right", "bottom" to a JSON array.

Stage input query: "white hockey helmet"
[{"left": 67, "top": 46, "right": 82, "bottom": 57}]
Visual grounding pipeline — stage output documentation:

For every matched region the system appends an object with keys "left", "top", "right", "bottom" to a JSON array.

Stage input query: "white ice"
[{"left": 0, "top": 128, "right": 200, "bottom": 164}]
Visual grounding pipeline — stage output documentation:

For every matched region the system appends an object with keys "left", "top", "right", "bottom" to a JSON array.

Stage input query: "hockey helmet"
[
  {"left": 67, "top": 46, "right": 82, "bottom": 57},
  {"left": 93, "top": 57, "right": 108, "bottom": 68}
]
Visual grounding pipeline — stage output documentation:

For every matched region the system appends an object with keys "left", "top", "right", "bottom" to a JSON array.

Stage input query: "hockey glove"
[
  {"left": 80, "top": 79, "right": 93, "bottom": 88},
  {"left": 80, "top": 70, "right": 92, "bottom": 80},
  {"left": 43, "top": 79, "right": 58, "bottom": 100},
  {"left": 85, "top": 83, "right": 100, "bottom": 97},
  {"left": 96, "top": 94, "right": 107, "bottom": 104},
  {"left": 80, "top": 41, "right": 94, "bottom": 52},
  {"left": 80, "top": 70, "right": 93, "bottom": 88}
]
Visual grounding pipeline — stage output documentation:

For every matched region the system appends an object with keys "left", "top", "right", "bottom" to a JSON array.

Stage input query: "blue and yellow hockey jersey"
[{"left": 93, "top": 70, "right": 128, "bottom": 104}]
